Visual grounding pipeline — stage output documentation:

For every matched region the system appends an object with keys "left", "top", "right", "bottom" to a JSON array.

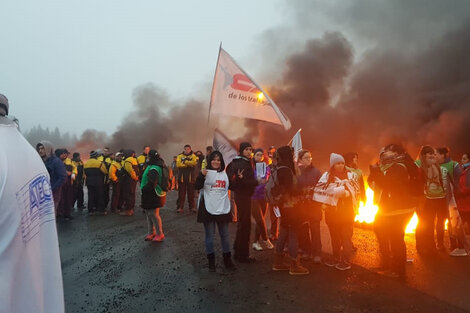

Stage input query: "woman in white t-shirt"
[{"left": 196, "top": 151, "right": 236, "bottom": 272}]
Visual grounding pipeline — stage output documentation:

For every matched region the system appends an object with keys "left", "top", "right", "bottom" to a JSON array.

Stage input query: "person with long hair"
[
  {"left": 140, "top": 150, "right": 166, "bottom": 242},
  {"left": 251, "top": 148, "right": 274, "bottom": 251},
  {"left": 313, "top": 153, "right": 360, "bottom": 271},
  {"left": 368, "top": 144, "right": 417, "bottom": 278},
  {"left": 416, "top": 145, "right": 449, "bottom": 254},
  {"left": 195, "top": 151, "right": 236, "bottom": 272},
  {"left": 271, "top": 146, "right": 309, "bottom": 275},
  {"left": 296, "top": 149, "right": 322, "bottom": 263}
]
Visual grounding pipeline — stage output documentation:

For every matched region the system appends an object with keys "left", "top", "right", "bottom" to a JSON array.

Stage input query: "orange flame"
[{"left": 355, "top": 186, "right": 418, "bottom": 234}]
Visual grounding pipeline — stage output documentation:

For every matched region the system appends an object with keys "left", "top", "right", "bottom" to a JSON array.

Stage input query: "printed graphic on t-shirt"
[{"left": 16, "top": 173, "right": 55, "bottom": 243}]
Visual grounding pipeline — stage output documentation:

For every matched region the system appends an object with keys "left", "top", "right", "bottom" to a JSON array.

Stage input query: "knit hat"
[
  {"left": 239, "top": 142, "right": 252, "bottom": 155},
  {"left": 330, "top": 153, "right": 345, "bottom": 167},
  {"left": 90, "top": 150, "right": 99, "bottom": 158},
  {"left": 0, "top": 93, "right": 8, "bottom": 115}
]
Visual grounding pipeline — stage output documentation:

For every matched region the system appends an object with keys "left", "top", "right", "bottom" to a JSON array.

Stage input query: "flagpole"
[
  {"left": 208, "top": 42, "right": 222, "bottom": 125},
  {"left": 287, "top": 128, "right": 302, "bottom": 145}
]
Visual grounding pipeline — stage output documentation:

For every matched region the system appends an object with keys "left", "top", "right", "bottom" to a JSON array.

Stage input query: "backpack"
[
  {"left": 264, "top": 166, "right": 289, "bottom": 205},
  {"left": 159, "top": 165, "right": 171, "bottom": 192}
]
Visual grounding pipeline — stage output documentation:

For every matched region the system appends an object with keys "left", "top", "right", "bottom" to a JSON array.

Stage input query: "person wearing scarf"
[
  {"left": 415, "top": 145, "right": 449, "bottom": 254},
  {"left": 313, "top": 153, "right": 359, "bottom": 271},
  {"left": 271, "top": 146, "right": 309, "bottom": 275},
  {"left": 368, "top": 144, "right": 418, "bottom": 279}
]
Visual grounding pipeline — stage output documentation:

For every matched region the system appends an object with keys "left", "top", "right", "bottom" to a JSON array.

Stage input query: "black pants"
[
  {"left": 252, "top": 199, "right": 268, "bottom": 241},
  {"left": 122, "top": 179, "right": 137, "bottom": 212},
  {"left": 87, "top": 185, "right": 104, "bottom": 212},
  {"left": 416, "top": 198, "right": 447, "bottom": 252},
  {"left": 325, "top": 208, "right": 353, "bottom": 262},
  {"left": 73, "top": 182, "right": 84, "bottom": 208},
  {"left": 374, "top": 213, "right": 412, "bottom": 275},
  {"left": 103, "top": 183, "right": 110, "bottom": 209},
  {"left": 234, "top": 193, "right": 252, "bottom": 259},
  {"left": 177, "top": 181, "right": 195, "bottom": 210}
]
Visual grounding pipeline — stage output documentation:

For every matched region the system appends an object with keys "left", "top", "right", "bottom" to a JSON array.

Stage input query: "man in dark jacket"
[
  {"left": 36, "top": 141, "right": 67, "bottom": 217},
  {"left": 226, "top": 142, "right": 258, "bottom": 263}
]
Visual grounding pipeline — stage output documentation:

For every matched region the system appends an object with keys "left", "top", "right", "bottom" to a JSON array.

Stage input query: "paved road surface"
[{"left": 58, "top": 190, "right": 470, "bottom": 313}]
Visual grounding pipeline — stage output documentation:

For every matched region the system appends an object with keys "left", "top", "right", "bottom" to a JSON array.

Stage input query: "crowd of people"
[{"left": 31, "top": 134, "right": 470, "bottom": 279}]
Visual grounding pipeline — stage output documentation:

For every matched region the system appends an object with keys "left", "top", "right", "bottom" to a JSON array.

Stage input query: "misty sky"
[
  {"left": 1, "top": 0, "right": 293, "bottom": 134},
  {"left": 2, "top": 0, "right": 468, "bottom": 140}
]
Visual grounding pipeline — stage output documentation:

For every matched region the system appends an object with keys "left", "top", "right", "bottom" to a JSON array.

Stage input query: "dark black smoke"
[
  {"left": 242, "top": 20, "right": 470, "bottom": 169},
  {"left": 108, "top": 83, "right": 212, "bottom": 161}
]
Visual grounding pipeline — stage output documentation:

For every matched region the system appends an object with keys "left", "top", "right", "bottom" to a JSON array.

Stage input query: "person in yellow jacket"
[
  {"left": 201, "top": 146, "right": 213, "bottom": 170},
  {"left": 137, "top": 145, "right": 150, "bottom": 181},
  {"left": 84, "top": 150, "right": 108, "bottom": 215},
  {"left": 98, "top": 147, "right": 113, "bottom": 209},
  {"left": 120, "top": 149, "right": 139, "bottom": 216},
  {"left": 176, "top": 144, "right": 198, "bottom": 213},
  {"left": 109, "top": 152, "right": 124, "bottom": 213},
  {"left": 57, "top": 149, "right": 76, "bottom": 220},
  {"left": 72, "top": 152, "right": 85, "bottom": 209}
]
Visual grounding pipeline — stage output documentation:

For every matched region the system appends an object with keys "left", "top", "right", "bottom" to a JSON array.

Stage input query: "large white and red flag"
[{"left": 209, "top": 46, "right": 291, "bottom": 130}]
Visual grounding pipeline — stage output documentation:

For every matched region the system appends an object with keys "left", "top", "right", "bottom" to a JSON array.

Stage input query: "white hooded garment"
[{"left": 0, "top": 117, "right": 64, "bottom": 313}]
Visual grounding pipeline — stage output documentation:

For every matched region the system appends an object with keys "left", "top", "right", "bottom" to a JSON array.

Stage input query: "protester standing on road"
[
  {"left": 141, "top": 150, "right": 166, "bottom": 242},
  {"left": 84, "top": 150, "right": 108, "bottom": 216},
  {"left": 120, "top": 149, "right": 139, "bottom": 216},
  {"left": 268, "top": 150, "right": 280, "bottom": 240},
  {"left": 109, "top": 152, "right": 124, "bottom": 213},
  {"left": 251, "top": 148, "right": 274, "bottom": 251},
  {"left": 297, "top": 149, "right": 322, "bottom": 263},
  {"left": 196, "top": 151, "right": 236, "bottom": 271},
  {"left": 314, "top": 153, "right": 359, "bottom": 271},
  {"left": 368, "top": 144, "right": 418, "bottom": 278},
  {"left": 56, "top": 149, "right": 76, "bottom": 220},
  {"left": 271, "top": 146, "right": 309, "bottom": 275},
  {"left": 36, "top": 141, "right": 66, "bottom": 217},
  {"left": 72, "top": 152, "right": 85, "bottom": 210},
  {"left": 227, "top": 142, "right": 258, "bottom": 263},
  {"left": 1, "top": 93, "right": 65, "bottom": 313},
  {"left": 415, "top": 146, "right": 449, "bottom": 254},
  {"left": 176, "top": 144, "right": 198, "bottom": 213}
]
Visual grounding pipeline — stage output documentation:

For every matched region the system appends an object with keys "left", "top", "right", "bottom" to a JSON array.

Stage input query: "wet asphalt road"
[{"left": 58, "top": 190, "right": 470, "bottom": 313}]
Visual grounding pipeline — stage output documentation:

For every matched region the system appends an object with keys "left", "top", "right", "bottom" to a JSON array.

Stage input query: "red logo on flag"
[{"left": 231, "top": 74, "right": 260, "bottom": 94}]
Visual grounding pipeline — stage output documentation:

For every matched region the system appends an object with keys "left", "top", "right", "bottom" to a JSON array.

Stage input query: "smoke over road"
[{"left": 47, "top": 0, "right": 469, "bottom": 167}]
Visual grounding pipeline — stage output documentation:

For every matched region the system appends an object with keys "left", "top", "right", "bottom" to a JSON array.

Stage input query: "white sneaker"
[
  {"left": 449, "top": 248, "right": 468, "bottom": 257},
  {"left": 252, "top": 241, "right": 263, "bottom": 251},
  {"left": 262, "top": 239, "right": 274, "bottom": 250}
]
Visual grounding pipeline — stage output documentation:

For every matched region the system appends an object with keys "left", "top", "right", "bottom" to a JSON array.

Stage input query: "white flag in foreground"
[
  {"left": 213, "top": 128, "right": 238, "bottom": 167},
  {"left": 209, "top": 47, "right": 291, "bottom": 130},
  {"left": 290, "top": 128, "right": 302, "bottom": 162}
]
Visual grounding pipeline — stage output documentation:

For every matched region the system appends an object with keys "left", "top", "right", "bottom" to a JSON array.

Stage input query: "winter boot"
[
  {"left": 289, "top": 257, "right": 309, "bottom": 275},
  {"left": 272, "top": 252, "right": 290, "bottom": 271},
  {"left": 223, "top": 252, "right": 236, "bottom": 270},
  {"left": 207, "top": 253, "right": 216, "bottom": 272}
]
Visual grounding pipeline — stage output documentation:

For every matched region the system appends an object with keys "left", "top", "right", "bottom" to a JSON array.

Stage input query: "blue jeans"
[
  {"left": 204, "top": 222, "right": 231, "bottom": 255},
  {"left": 275, "top": 225, "right": 298, "bottom": 259}
]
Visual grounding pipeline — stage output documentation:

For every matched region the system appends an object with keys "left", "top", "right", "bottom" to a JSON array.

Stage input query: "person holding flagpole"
[{"left": 226, "top": 142, "right": 258, "bottom": 263}]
